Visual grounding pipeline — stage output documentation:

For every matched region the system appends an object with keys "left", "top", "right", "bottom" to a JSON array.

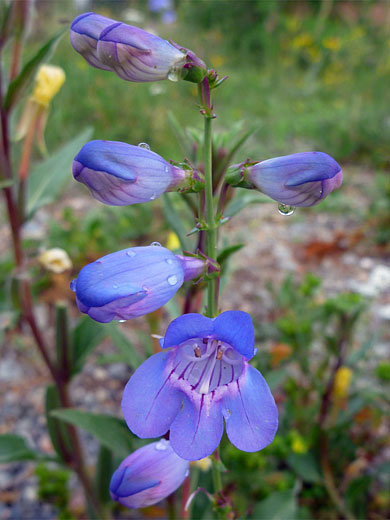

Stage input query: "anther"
[
  {"left": 216, "top": 349, "right": 223, "bottom": 360},
  {"left": 194, "top": 347, "right": 201, "bottom": 358}
]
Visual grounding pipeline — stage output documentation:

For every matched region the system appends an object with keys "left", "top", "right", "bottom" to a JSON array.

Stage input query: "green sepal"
[{"left": 182, "top": 65, "right": 207, "bottom": 84}]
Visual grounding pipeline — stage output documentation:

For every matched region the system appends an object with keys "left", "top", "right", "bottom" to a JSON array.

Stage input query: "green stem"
[
  {"left": 203, "top": 107, "right": 217, "bottom": 318},
  {"left": 212, "top": 457, "right": 223, "bottom": 494}
]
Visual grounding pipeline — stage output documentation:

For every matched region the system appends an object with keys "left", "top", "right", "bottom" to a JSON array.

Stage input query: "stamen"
[
  {"left": 199, "top": 351, "right": 219, "bottom": 394},
  {"left": 216, "top": 348, "right": 223, "bottom": 360},
  {"left": 194, "top": 346, "right": 201, "bottom": 358}
]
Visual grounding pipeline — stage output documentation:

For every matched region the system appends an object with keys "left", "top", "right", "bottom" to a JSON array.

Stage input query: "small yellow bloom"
[
  {"left": 39, "top": 248, "right": 72, "bottom": 274},
  {"left": 32, "top": 65, "right": 65, "bottom": 107},
  {"left": 191, "top": 457, "right": 212, "bottom": 472},
  {"left": 333, "top": 367, "right": 352, "bottom": 399},
  {"left": 292, "top": 33, "right": 313, "bottom": 49},
  {"left": 291, "top": 432, "right": 308, "bottom": 454},
  {"left": 166, "top": 231, "right": 181, "bottom": 252},
  {"left": 323, "top": 37, "right": 341, "bottom": 52}
]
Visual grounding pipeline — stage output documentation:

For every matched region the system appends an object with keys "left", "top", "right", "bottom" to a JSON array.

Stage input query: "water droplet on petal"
[
  {"left": 167, "top": 68, "right": 180, "bottom": 82},
  {"left": 138, "top": 142, "right": 150, "bottom": 150},
  {"left": 165, "top": 258, "right": 173, "bottom": 265},
  {"left": 164, "top": 166, "right": 169, "bottom": 173},
  {"left": 278, "top": 203, "right": 295, "bottom": 216},
  {"left": 70, "top": 279, "right": 77, "bottom": 292},
  {"left": 155, "top": 440, "right": 168, "bottom": 451},
  {"left": 150, "top": 192, "right": 157, "bottom": 200},
  {"left": 113, "top": 284, "right": 118, "bottom": 289},
  {"left": 126, "top": 250, "right": 136, "bottom": 257},
  {"left": 151, "top": 241, "right": 162, "bottom": 247},
  {"left": 167, "top": 275, "right": 178, "bottom": 286},
  {"left": 184, "top": 469, "right": 190, "bottom": 478},
  {"left": 118, "top": 319, "right": 126, "bottom": 323}
]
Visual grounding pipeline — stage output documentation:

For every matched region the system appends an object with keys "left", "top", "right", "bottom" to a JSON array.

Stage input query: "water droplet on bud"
[
  {"left": 278, "top": 203, "right": 295, "bottom": 216},
  {"left": 126, "top": 250, "right": 136, "bottom": 257},
  {"left": 155, "top": 440, "right": 168, "bottom": 451},
  {"left": 138, "top": 142, "right": 150, "bottom": 150},
  {"left": 165, "top": 258, "right": 173, "bottom": 265},
  {"left": 150, "top": 192, "right": 157, "bottom": 200},
  {"left": 167, "top": 275, "right": 178, "bottom": 286},
  {"left": 70, "top": 279, "right": 77, "bottom": 292},
  {"left": 167, "top": 68, "right": 180, "bottom": 82},
  {"left": 118, "top": 319, "right": 126, "bottom": 323},
  {"left": 151, "top": 241, "right": 162, "bottom": 247}
]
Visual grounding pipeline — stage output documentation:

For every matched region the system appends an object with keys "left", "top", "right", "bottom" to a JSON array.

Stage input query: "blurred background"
[{"left": 1, "top": 1, "right": 389, "bottom": 519}]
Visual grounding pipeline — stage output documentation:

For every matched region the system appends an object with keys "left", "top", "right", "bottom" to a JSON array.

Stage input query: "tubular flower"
[
  {"left": 110, "top": 439, "right": 189, "bottom": 509},
  {"left": 70, "top": 245, "right": 205, "bottom": 323},
  {"left": 122, "top": 311, "right": 278, "bottom": 460},
  {"left": 72, "top": 140, "right": 187, "bottom": 205},
  {"left": 70, "top": 12, "right": 116, "bottom": 70},
  {"left": 227, "top": 152, "right": 342, "bottom": 207},
  {"left": 96, "top": 21, "right": 187, "bottom": 82}
]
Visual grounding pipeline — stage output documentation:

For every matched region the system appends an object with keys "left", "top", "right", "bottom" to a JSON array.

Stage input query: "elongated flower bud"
[
  {"left": 110, "top": 439, "right": 189, "bottom": 509},
  {"left": 96, "top": 22, "right": 187, "bottom": 82},
  {"left": 70, "top": 12, "right": 116, "bottom": 70},
  {"left": 227, "top": 152, "right": 342, "bottom": 207},
  {"left": 70, "top": 245, "right": 205, "bottom": 323},
  {"left": 72, "top": 140, "right": 188, "bottom": 205}
]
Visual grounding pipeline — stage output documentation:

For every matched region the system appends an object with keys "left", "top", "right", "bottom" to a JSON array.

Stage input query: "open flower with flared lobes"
[
  {"left": 72, "top": 140, "right": 188, "bottom": 205},
  {"left": 70, "top": 12, "right": 116, "bottom": 70},
  {"left": 122, "top": 311, "right": 278, "bottom": 460},
  {"left": 227, "top": 152, "right": 342, "bottom": 207},
  {"left": 71, "top": 245, "right": 205, "bottom": 323},
  {"left": 110, "top": 439, "right": 189, "bottom": 509}
]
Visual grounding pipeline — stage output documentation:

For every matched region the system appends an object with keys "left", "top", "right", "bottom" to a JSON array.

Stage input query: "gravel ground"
[{"left": 1, "top": 166, "right": 389, "bottom": 519}]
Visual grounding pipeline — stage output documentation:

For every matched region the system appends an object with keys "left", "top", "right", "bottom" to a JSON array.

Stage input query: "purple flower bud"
[
  {"left": 96, "top": 22, "right": 187, "bottom": 82},
  {"left": 70, "top": 12, "right": 116, "bottom": 70},
  {"left": 244, "top": 152, "right": 342, "bottom": 207},
  {"left": 110, "top": 439, "right": 189, "bottom": 509},
  {"left": 70, "top": 245, "right": 205, "bottom": 323},
  {"left": 72, "top": 140, "right": 187, "bottom": 206}
]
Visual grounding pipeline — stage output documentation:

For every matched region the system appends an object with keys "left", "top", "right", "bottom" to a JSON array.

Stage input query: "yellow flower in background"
[
  {"left": 211, "top": 54, "right": 224, "bottom": 68},
  {"left": 191, "top": 457, "right": 212, "bottom": 472},
  {"left": 166, "top": 231, "right": 181, "bottom": 252},
  {"left": 292, "top": 33, "right": 313, "bottom": 49},
  {"left": 290, "top": 431, "right": 308, "bottom": 454},
  {"left": 39, "top": 248, "right": 72, "bottom": 274},
  {"left": 333, "top": 367, "right": 352, "bottom": 399},
  {"left": 32, "top": 65, "right": 65, "bottom": 107},
  {"left": 306, "top": 45, "right": 321, "bottom": 63},
  {"left": 323, "top": 36, "right": 341, "bottom": 52}
]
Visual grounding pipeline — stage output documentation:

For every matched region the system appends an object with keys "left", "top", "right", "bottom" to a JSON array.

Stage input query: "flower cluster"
[{"left": 69, "top": 10, "right": 342, "bottom": 511}]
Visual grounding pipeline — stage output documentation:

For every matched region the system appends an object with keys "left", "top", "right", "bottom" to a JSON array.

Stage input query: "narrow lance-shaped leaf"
[
  {"left": 71, "top": 315, "right": 106, "bottom": 376},
  {"left": 0, "top": 434, "right": 41, "bottom": 463},
  {"left": 51, "top": 409, "right": 134, "bottom": 458},
  {"left": 26, "top": 127, "right": 93, "bottom": 217},
  {"left": 3, "top": 28, "right": 66, "bottom": 110}
]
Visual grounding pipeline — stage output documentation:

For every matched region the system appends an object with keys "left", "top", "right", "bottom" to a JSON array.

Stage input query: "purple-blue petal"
[
  {"left": 162, "top": 313, "right": 214, "bottom": 348},
  {"left": 169, "top": 393, "right": 224, "bottom": 460},
  {"left": 110, "top": 465, "right": 159, "bottom": 498},
  {"left": 213, "top": 311, "right": 255, "bottom": 359},
  {"left": 247, "top": 151, "right": 342, "bottom": 207},
  {"left": 223, "top": 365, "right": 278, "bottom": 452},
  {"left": 122, "top": 351, "right": 182, "bottom": 438}
]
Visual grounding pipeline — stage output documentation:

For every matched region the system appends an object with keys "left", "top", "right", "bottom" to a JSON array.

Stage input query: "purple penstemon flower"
[
  {"left": 72, "top": 140, "right": 187, "bottom": 205},
  {"left": 122, "top": 311, "right": 278, "bottom": 460},
  {"left": 96, "top": 20, "right": 186, "bottom": 82},
  {"left": 70, "top": 12, "right": 116, "bottom": 70},
  {"left": 227, "top": 152, "right": 342, "bottom": 207},
  {"left": 110, "top": 439, "right": 189, "bottom": 509},
  {"left": 71, "top": 245, "right": 205, "bottom": 323}
]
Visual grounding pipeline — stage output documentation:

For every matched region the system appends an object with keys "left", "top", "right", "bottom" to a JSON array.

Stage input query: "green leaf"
[
  {"left": 167, "top": 111, "right": 193, "bottom": 158},
  {"left": 3, "top": 29, "right": 66, "bottom": 110},
  {"left": 0, "top": 434, "right": 40, "bottom": 463},
  {"left": 225, "top": 191, "right": 269, "bottom": 217},
  {"left": 287, "top": 452, "right": 323, "bottom": 483},
  {"left": 217, "top": 243, "right": 244, "bottom": 266},
  {"left": 106, "top": 322, "right": 143, "bottom": 368},
  {"left": 51, "top": 409, "right": 134, "bottom": 458},
  {"left": 252, "top": 490, "right": 298, "bottom": 520},
  {"left": 0, "top": 178, "right": 14, "bottom": 189},
  {"left": 162, "top": 193, "right": 191, "bottom": 250},
  {"left": 26, "top": 127, "right": 93, "bottom": 217},
  {"left": 71, "top": 316, "right": 106, "bottom": 376},
  {"left": 94, "top": 445, "right": 113, "bottom": 504}
]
